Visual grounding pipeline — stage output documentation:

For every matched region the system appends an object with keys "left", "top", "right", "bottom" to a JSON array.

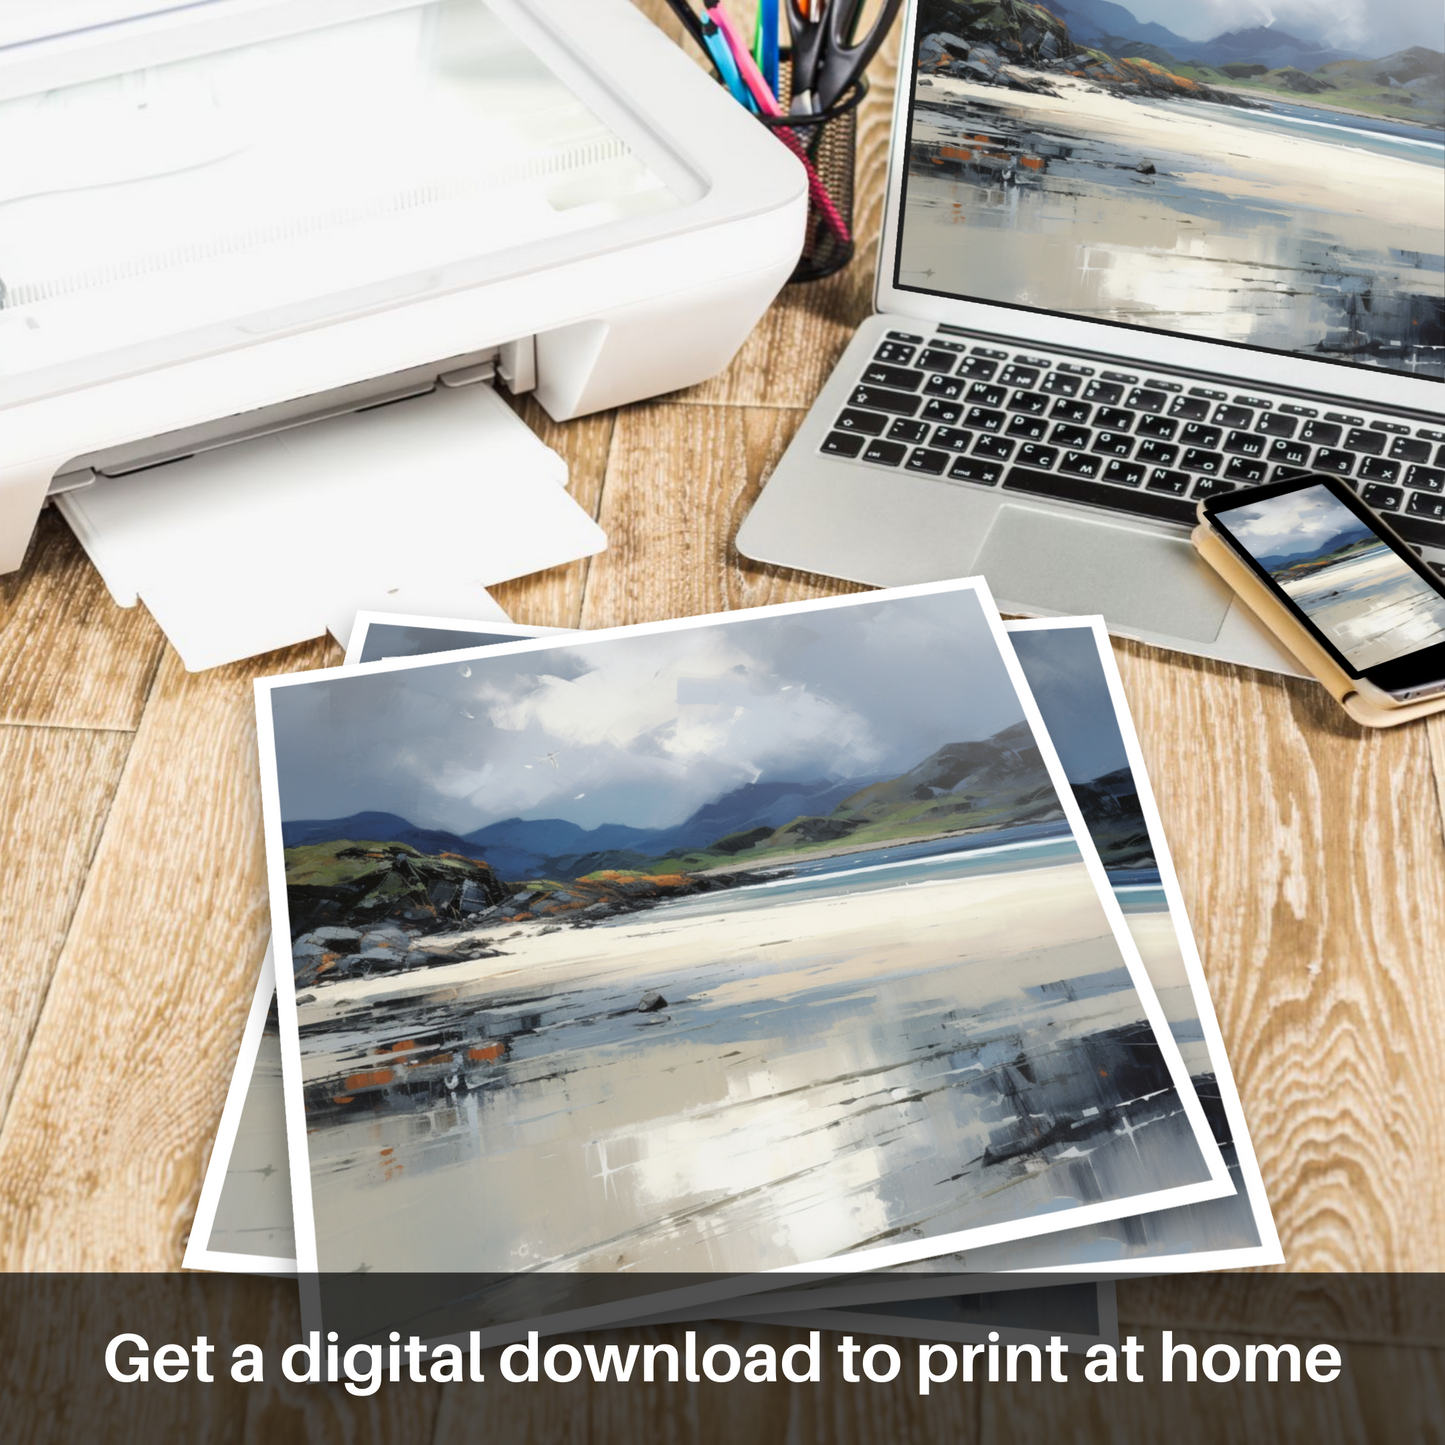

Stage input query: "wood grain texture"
[
  {"left": 1108, "top": 637, "right": 1445, "bottom": 1271},
  {"left": 0, "top": 726, "right": 133, "bottom": 1127},
  {"left": 0, "top": 510, "right": 165, "bottom": 730},
  {"left": 0, "top": 640, "right": 334, "bottom": 1269},
  {"left": 580, "top": 403, "right": 867, "bottom": 630}
]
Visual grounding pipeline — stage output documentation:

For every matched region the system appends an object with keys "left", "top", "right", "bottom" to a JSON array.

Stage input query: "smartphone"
[{"left": 1201, "top": 473, "right": 1445, "bottom": 706}]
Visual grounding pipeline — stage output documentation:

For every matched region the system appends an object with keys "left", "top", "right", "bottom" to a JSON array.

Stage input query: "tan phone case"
[{"left": 1192, "top": 519, "right": 1445, "bottom": 729}]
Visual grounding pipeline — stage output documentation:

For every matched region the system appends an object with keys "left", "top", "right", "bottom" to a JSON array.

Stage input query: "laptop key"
[
  {"left": 1003, "top": 466, "right": 1197, "bottom": 524},
  {"left": 1389, "top": 513, "right": 1445, "bottom": 550},
  {"left": 1168, "top": 396, "right": 1211, "bottom": 421},
  {"left": 1268, "top": 438, "right": 1311, "bottom": 467},
  {"left": 1407, "top": 491, "right": 1445, "bottom": 521},
  {"left": 850, "top": 384, "right": 921, "bottom": 417},
  {"left": 1051, "top": 424, "right": 1091, "bottom": 449},
  {"left": 1181, "top": 448, "right": 1223, "bottom": 474},
  {"left": 860, "top": 438, "right": 908, "bottom": 467},
  {"left": 998, "top": 364, "right": 1040, "bottom": 389},
  {"left": 923, "top": 374, "right": 967, "bottom": 400},
  {"left": 930, "top": 426, "right": 975, "bottom": 452},
  {"left": 1299, "top": 420, "right": 1341, "bottom": 447},
  {"left": 886, "top": 330, "right": 924, "bottom": 343},
  {"left": 1104, "top": 460, "right": 1146, "bottom": 487},
  {"left": 1344, "top": 428, "right": 1385, "bottom": 456},
  {"left": 863, "top": 363, "right": 925, "bottom": 390},
  {"left": 922, "top": 398, "right": 963, "bottom": 425},
  {"left": 1006, "top": 415, "right": 1048, "bottom": 441},
  {"left": 1137, "top": 440, "right": 1178, "bottom": 467},
  {"left": 1257, "top": 413, "right": 1298, "bottom": 438},
  {"left": 1041, "top": 372, "right": 1081, "bottom": 397},
  {"left": 1406, "top": 465, "right": 1445, "bottom": 493},
  {"left": 1050, "top": 398, "right": 1092, "bottom": 424},
  {"left": 1095, "top": 406, "right": 1134, "bottom": 432},
  {"left": 1388, "top": 436, "right": 1431, "bottom": 464},
  {"left": 1126, "top": 387, "right": 1167, "bottom": 413},
  {"left": 916, "top": 347, "right": 959, "bottom": 373},
  {"left": 1180, "top": 423, "right": 1222, "bottom": 449},
  {"left": 948, "top": 457, "right": 1004, "bottom": 485},
  {"left": 957, "top": 356, "right": 1000, "bottom": 380},
  {"left": 1008, "top": 390, "right": 1050, "bottom": 415},
  {"left": 887, "top": 418, "right": 932, "bottom": 444},
  {"left": 1193, "top": 476, "right": 1237, "bottom": 499},
  {"left": 1359, "top": 457, "right": 1399, "bottom": 483},
  {"left": 1361, "top": 483, "right": 1402, "bottom": 510},
  {"left": 1059, "top": 451, "right": 1102, "bottom": 478},
  {"left": 974, "top": 435, "right": 1015, "bottom": 461},
  {"left": 835, "top": 408, "right": 890, "bottom": 435},
  {"left": 966, "top": 382, "right": 1008, "bottom": 407},
  {"left": 1017, "top": 444, "right": 1058, "bottom": 469},
  {"left": 821, "top": 431, "right": 865, "bottom": 458},
  {"left": 1093, "top": 432, "right": 1134, "bottom": 457},
  {"left": 965, "top": 406, "right": 1006, "bottom": 432},
  {"left": 1215, "top": 404, "right": 1254, "bottom": 429},
  {"left": 874, "top": 342, "right": 917, "bottom": 365},
  {"left": 1146, "top": 468, "right": 1190, "bottom": 494},
  {"left": 1083, "top": 380, "right": 1124, "bottom": 405},
  {"left": 1314, "top": 448, "right": 1355, "bottom": 476},
  {"left": 1225, "top": 456, "right": 1267, "bottom": 483},
  {"left": 1136, "top": 414, "right": 1178, "bottom": 440},
  {"left": 1223, "top": 430, "right": 1265, "bottom": 458},
  {"left": 907, "top": 448, "right": 951, "bottom": 476}
]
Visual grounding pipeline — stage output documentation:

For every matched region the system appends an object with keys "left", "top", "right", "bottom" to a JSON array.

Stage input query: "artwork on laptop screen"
[
  {"left": 897, "top": 1, "right": 1445, "bottom": 376},
  {"left": 256, "top": 582, "right": 1231, "bottom": 1278}
]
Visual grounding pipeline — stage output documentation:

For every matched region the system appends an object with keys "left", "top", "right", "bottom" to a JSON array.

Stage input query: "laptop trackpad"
[{"left": 976, "top": 505, "right": 1234, "bottom": 643}]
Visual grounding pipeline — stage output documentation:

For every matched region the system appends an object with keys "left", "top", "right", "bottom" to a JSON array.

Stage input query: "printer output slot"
[{"left": 46, "top": 339, "right": 539, "bottom": 496}]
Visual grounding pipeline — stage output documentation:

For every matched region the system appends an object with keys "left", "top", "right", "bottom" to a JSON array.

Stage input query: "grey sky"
[
  {"left": 1120, "top": 0, "right": 1440, "bottom": 54},
  {"left": 271, "top": 589, "right": 1028, "bottom": 835},
  {"left": 1009, "top": 627, "right": 1130, "bottom": 786},
  {"left": 1215, "top": 484, "right": 1364, "bottom": 560}
]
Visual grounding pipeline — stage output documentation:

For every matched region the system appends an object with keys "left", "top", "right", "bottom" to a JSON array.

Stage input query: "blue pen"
[
  {"left": 758, "top": 0, "right": 779, "bottom": 98},
  {"left": 701, "top": 14, "right": 755, "bottom": 110}
]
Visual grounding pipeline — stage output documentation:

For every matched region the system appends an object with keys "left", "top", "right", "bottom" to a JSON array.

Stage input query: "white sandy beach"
[{"left": 922, "top": 73, "right": 1442, "bottom": 226}]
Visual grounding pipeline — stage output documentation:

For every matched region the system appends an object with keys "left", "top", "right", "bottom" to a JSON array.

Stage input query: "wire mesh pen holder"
[{"left": 759, "top": 70, "right": 867, "bottom": 284}]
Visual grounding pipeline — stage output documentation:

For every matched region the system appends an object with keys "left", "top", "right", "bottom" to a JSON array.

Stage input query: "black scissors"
[{"left": 786, "top": 0, "right": 902, "bottom": 114}]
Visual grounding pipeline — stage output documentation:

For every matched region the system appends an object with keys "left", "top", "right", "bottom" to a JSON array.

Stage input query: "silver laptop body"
[{"left": 738, "top": 2, "right": 1444, "bottom": 674}]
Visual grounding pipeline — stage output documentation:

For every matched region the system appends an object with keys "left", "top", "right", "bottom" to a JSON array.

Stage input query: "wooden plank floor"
[{"left": 0, "top": 4, "right": 1440, "bottom": 1438}]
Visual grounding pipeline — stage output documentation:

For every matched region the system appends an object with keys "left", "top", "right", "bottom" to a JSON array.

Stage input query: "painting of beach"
[
  {"left": 1218, "top": 482, "right": 1445, "bottom": 668},
  {"left": 261, "top": 585, "right": 1225, "bottom": 1276},
  {"left": 901, "top": 2, "right": 1444, "bottom": 374}
]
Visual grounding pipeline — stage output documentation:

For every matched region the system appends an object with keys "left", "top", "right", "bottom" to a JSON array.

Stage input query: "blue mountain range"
[{"left": 1255, "top": 523, "right": 1376, "bottom": 574}]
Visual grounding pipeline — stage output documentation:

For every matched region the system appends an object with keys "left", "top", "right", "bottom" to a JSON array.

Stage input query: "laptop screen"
[{"left": 893, "top": 2, "right": 1444, "bottom": 380}]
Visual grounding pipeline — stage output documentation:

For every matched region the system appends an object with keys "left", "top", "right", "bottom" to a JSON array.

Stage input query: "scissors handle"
[{"left": 811, "top": 0, "right": 903, "bottom": 111}]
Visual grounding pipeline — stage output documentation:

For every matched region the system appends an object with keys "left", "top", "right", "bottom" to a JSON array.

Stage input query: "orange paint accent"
[
  {"left": 379, "top": 1148, "right": 393, "bottom": 1157},
  {"left": 387, "top": 1039, "right": 416, "bottom": 1053},
  {"left": 1020, "top": 156, "right": 1045, "bottom": 170},
  {"left": 468, "top": 1043, "right": 505, "bottom": 1063},
  {"left": 416, "top": 1053, "right": 454, "bottom": 1067},
  {"left": 342, "top": 1068, "right": 394, "bottom": 1091},
  {"left": 331, "top": 1095, "right": 354, "bottom": 1104},
  {"left": 940, "top": 145, "right": 974, "bottom": 162}
]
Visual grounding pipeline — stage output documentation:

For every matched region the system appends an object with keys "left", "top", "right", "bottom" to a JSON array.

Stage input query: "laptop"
[{"left": 737, "top": 1, "right": 1444, "bottom": 673}]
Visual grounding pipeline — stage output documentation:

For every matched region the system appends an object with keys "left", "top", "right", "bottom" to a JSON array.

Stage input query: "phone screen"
[{"left": 1207, "top": 477, "right": 1445, "bottom": 690}]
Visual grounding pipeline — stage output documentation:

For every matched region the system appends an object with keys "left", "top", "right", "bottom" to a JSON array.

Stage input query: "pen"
[
  {"left": 705, "top": 3, "right": 852, "bottom": 246},
  {"left": 754, "top": 0, "right": 780, "bottom": 99}
]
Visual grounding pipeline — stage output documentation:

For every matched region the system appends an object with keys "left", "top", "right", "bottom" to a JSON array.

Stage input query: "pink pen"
[{"left": 706, "top": 2, "right": 853, "bottom": 247}]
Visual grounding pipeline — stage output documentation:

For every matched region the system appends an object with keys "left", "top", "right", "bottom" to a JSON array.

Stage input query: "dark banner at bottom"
[{"left": 1, "top": 1273, "right": 1440, "bottom": 1444}]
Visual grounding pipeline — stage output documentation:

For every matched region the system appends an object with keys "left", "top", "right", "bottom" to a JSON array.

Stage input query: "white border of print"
[
  {"left": 341, "top": 612, "right": 571, "bottom": 667},
  {"left": 181, "top": 942, "right": 296, "bottom": 1278},
  {"left": 1005, "top": 617, "right": 1283, "bottom": 1272},
  {"left": 254, "top": 577, "right": 1233, "bottom": 1285}
]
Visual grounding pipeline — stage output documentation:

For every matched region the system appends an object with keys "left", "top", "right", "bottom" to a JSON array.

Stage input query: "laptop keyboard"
[{"left": 821, "top": 329, "right": 1445, "bottom": 561}]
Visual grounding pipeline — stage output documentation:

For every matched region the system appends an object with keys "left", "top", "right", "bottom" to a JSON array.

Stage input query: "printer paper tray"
[{"left": 56, "top": 384, "right": 605, "bottom": 670}]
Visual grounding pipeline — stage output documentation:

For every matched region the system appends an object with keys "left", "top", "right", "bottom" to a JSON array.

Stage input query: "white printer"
[{"left": 0, "top": 0, "right": 806, "bottom": 662}]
